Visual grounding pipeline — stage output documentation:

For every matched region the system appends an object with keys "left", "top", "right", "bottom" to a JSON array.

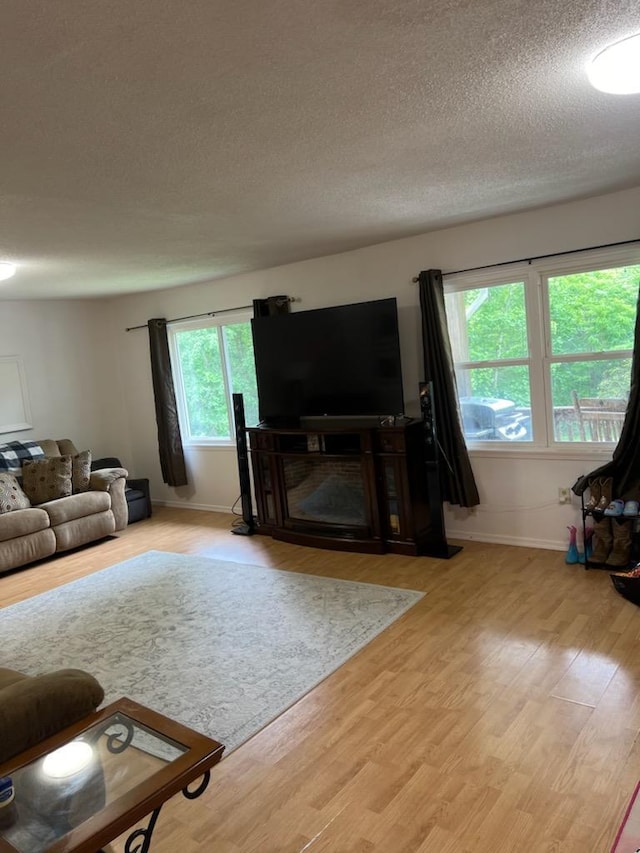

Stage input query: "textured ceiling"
[{"left": 1, "top": 0, "right": 640, "bottom": 299}]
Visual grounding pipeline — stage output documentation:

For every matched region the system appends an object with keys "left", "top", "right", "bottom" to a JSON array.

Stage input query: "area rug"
[
  {"left": 612, "top": 782, "right": 640, "bottom": 852},
  {"left": 0, "top": 550, "right": 423, "bottom": 753}
]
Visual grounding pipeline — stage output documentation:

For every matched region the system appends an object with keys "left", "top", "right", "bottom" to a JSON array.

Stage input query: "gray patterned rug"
[{"left": 1, "top": 551, "right": 423, "bottom": 753}]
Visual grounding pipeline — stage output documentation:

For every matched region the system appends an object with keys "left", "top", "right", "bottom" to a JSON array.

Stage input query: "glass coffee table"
[{"left": 0, "top": 697, "right": 224, "bottom": 853}]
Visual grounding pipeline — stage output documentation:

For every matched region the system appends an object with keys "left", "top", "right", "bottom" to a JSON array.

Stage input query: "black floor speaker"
[
  {"left": 232, "top": 393, "right": 255, "bottom": 535},
  {"left": 419, "top": 380, "right": 437, "bottom": 462}
]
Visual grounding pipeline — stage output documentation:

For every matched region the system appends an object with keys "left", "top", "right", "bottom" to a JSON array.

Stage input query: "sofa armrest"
[
  {"left": 0, "top": 669, "right": 104, "bottom": 764},
  {"left": 90, "top": 467, "right": 129, "bottom": 530},
  {"left": 89, "top": 467, "right": 128, "bottom": 489}
]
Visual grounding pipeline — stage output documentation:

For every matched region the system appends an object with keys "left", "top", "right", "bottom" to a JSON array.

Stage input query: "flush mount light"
[
  {"left": 0, "top": 262, "right": 16, "bottom": 281},
  {"left": 587, "top": 33, "right": 640, "bottom": 94}
]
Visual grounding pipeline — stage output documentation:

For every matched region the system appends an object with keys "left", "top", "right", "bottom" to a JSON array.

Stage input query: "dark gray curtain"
[
  {"left": 253, "top": 295, "right": 291, "bottom": 317},
  {"left": 418, "top": 269, "right": 480, "bottom": 507},
  {"left": 573, "top": 285, "right": 640, "bottom": 498},
  {"left": 148, "top": 318, "right": 188, "bottom": 487}
]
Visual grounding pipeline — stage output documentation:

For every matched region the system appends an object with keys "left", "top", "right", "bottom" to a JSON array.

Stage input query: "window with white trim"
[
  {"left": 168, "top": 313, "right": 258, "bottom": 445},
  {"left": 443, "top": 249, "right": 640, "bottom": 449}
]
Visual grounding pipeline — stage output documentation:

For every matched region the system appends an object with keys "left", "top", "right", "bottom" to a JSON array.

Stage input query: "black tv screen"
[{"left": 251, "top": 298, "right": 404, "bottom": 424}]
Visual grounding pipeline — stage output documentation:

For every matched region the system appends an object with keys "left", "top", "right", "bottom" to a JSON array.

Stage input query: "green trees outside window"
[
  {"left": 445, "top": 259, "right": 640, "bottom": 445},
  {"left": 547, "top": 266, "right": 638, "bottom": 407},
  {"left": 172, "top": 319, "right": 258, "bottom": 442}
]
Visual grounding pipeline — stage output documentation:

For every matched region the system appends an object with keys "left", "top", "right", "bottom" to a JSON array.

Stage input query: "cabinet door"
[
  {"left": 252, "top": 453, "right": 279, "bottom": 527},
  {"left": 379, "top": 456, "right": 412, "bottom": 541}
]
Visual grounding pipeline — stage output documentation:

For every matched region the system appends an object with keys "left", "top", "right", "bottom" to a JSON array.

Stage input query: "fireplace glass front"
[{"left": 283, "top": 457, "right": 367, "bottom": 529}]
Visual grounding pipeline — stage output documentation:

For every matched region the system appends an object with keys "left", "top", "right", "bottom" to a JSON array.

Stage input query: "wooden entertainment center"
[{"left": 248, "top": 419, "right": 458, "bottom": 557}]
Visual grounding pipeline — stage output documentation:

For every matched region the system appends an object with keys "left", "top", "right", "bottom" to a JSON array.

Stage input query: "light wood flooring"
[{"left": 2, "top": 507, "right": 639, "bottom": 852}]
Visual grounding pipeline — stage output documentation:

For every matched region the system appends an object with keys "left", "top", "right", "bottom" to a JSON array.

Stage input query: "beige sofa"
[{"left": 0, "top": 439, "right": 128, "bottom": 574}]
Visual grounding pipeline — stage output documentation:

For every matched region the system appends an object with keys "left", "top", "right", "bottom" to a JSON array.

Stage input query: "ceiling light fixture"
[
  {"left": 0, "top": 262, "right": 16, "bottom": 281},
  {"left": 587, "top": 33, "right": 640, "bottom": 94}
]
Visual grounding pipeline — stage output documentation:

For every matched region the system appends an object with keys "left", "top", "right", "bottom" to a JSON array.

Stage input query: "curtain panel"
[
  {"left": 253, "top": 295, "right": 291, "bottom": 318},
  {"left": 147, "top": 318, "right": 188, "bottom": 488},
  {"left": 573, "top": 285, "right": 640, "bottom": 499},
  {"left": 418, "top": 269, "right": 480, "bottom": 508}
]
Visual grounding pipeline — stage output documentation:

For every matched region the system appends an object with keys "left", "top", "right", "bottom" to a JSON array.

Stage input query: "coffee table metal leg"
[
  {"left": 183, "top": 769, "right": 211, "bottom": 800},
  {"left": 121, "top": 771, "right": 211, "bottom": 852},
  {"left": 124, "top": 806, "right": 162, "bottom": 853}
]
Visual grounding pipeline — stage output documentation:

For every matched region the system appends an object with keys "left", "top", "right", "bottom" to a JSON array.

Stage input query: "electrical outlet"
[{"left": 558, "top": 487, "right": 572, "bottom": 504}]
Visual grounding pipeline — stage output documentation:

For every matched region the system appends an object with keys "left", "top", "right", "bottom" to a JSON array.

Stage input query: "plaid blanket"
[{"left": 0, "top": 440, "right": 44, "bottom": 481}]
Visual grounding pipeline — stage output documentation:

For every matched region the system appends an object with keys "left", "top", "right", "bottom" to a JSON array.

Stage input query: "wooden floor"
[{"left": 2, "top": 507, "right": 638, "bottom": 852}]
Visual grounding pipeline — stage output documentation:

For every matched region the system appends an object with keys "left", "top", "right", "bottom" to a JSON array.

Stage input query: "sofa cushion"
[
  {"left": 56, "top": 439, "right": 78, "bottom": 457},
  {"left": 38, "top": 439, "right": 79, "bottom": 459},
  {"left": 0, "top": 440, "right": 44, "bottom": 481},
  {"left": 38, "top": 439, "right": 61, "bottom": 458},
  {"left": 0, "top": 507, "right": 50, "bottom": 542},
  {"left": 43, "top": 491, "right": 111, "bottom": 526},
  {"left": 22, "top": 456, "right": 73, "bottom": 504},
  {"left": 0, "top": 528, "right": 56, "bottom": 573},
  {"left": 0, "top": 473, "right": 31, "bottom": 513},
  {"left": 72, "top": 450, "right": 92, "bottom": 494},
  {"left": 54, "top": 511, "right": 115, "bottom": 552}
]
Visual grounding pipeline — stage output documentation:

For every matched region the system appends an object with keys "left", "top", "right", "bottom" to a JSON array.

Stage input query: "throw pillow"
[
  {"left": 22, "top": 456, "right": 73, "bottom": 504},
  {"left": 0, "top": 473, "right": 31, "bottom": 513},
  {"left": 72, "top": 450, "right": 92, "bottom": 493},
  {"left": 0, "top": 440, "right": 45, "bottom": 482}
]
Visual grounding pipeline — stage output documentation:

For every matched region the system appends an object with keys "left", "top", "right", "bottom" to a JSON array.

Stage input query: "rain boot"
[
  {"left": 565, "top": 525, "right": 579, "bottom": 564},
  {"left": 585, "top": 526, "right": 594, "bottom": 560},
  {"left": 578, "top": 525, "right": 593, "bottom": 564},
  {"left": 605, "top": 519, "right": 633, "bottom": 569}
]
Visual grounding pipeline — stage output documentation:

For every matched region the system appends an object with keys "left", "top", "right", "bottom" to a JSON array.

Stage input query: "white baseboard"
[
  {"left": 152, "top": 500, "right": 234, "bottom": 514},
  {"left": 151, "top": 503, "right": 566, "bottom": 553},
  {"left": 446, "top": 529, "right": 565, "bottom": 552}
]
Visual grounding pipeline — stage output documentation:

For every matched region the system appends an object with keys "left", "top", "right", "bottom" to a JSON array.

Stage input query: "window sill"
[
  {"left": 467, "top": 444, "right": 615, "bottom": 462},
  {"left": 183, "top": 441, "right": 235, "bottom": 451}
]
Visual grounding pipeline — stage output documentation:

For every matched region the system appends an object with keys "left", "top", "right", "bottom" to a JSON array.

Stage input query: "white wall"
[
  {"left": 0, "top": 300, "right": 125, "bottom": 456},
  {"left": 17, "top": 184, "right": 639, "bottom": 551},
  {"left": 108, "top": 185, "right": 640, "bottom": 550}
]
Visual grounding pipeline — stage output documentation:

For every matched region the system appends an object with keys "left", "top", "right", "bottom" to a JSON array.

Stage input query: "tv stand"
[
  {"left": 247, "top": 420, "right": 458, "bottom": 558},
  {"left": 298, "top": 415, "right": 397, "bottom": 430}
]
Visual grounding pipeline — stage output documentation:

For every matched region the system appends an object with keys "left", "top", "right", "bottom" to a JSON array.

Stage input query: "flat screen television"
[{"left": 251, "top": 297, "right": 404, "bottom": 425}]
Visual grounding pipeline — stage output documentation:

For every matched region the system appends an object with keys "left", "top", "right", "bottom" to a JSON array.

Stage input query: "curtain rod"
[
  {"left": 411, "top": 238, "right": 640, "bottom": 281},
  {"left": 125, "top": 297, "right": 296, "bottom": 332}
]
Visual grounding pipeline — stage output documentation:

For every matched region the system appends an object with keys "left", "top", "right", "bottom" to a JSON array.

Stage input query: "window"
[
  {"left": 445, "top": 280, "right": 532, "bottom": 442},
  {"left": 169, "top": 314, "right": 258, "bottom": 444},
  {"left": 444, "top": 250, "right": 640, "bottom": 449}
]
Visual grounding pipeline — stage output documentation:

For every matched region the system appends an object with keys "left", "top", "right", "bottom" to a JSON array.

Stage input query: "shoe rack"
[{"left": 580, "top": 483, "right": 640, "bottom": 571}]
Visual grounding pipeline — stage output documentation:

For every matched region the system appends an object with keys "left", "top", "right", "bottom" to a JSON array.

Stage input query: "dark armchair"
[{"left": 91, "top": 457, "right": 151, "bottom": 524}]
